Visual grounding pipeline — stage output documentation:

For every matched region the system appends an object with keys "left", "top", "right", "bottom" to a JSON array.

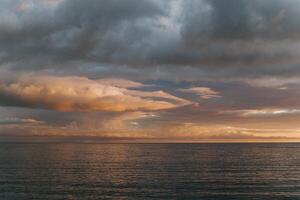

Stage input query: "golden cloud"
[
  {"left": 164, "top": 123, "right": 300, "bottom": 139},
  {"left": 0, "top": 75, "right": 190, "bottom": 112}
]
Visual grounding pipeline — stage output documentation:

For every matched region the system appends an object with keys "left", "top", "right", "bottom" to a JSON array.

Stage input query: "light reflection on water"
[{"left": 0, "top": 143, "right": 300, "bottom": 199}]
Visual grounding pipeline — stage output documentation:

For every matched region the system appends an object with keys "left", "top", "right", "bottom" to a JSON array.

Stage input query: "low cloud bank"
[{"left": 0, "top": 75, "right": 190, "bottom": 112}]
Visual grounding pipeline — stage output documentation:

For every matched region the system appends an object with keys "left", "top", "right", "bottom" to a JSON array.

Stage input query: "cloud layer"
[
  {"left": 1, "top": 0, "right": 300, "bottom": 141},
  {"left": 1, "top": 0, "right": 300, "bottom": 80}
]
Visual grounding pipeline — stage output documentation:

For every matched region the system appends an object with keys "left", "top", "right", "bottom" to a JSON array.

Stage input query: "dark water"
[{"left": 0, "top": 143, "right": 300, "bottom": 200}]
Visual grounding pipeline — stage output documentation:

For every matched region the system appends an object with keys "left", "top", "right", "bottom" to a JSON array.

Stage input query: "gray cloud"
[
  {"left": 0, "top": 118, "right": 43, "bottom": 125},
  {"left": 0, "top": 0, "right": 169, "bottom": 68},
  {"left": 0, "top": 0, "right": 300, "bottom": 80}
]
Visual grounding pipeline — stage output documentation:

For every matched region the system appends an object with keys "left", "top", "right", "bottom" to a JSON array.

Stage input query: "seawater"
[{"left": 0, "top": 143, "right": 300, "bottom": 200}]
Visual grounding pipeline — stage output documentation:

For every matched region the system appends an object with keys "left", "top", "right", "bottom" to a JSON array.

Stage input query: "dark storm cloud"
[
  {"left": 0, "top": 0, "right": 168, "bottom": 68},
  {"left": 184, "top": 0, "right": 300, "bottom": 40},
  {"left": 1, "top": 0, "right": 300, "bottom": 79},
  {"left": 169, "top": 0, "right": 300, "bottom": 74}
]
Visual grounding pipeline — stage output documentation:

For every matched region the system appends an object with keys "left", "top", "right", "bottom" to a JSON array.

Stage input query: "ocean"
[{"left": 0, "top": 143, "right": 300, "bottom": 199}]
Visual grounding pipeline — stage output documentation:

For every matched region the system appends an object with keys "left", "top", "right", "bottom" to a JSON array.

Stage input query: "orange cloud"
[
  {"left": 164, "top": 123, "right": 300, "bottom": 139},
  {"left": 0, "top": 75, "right": 190, "bottom": 112}
]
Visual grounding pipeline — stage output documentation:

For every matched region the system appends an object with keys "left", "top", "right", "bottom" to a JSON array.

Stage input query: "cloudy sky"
[{"left": 1, "top": 0, "right": 300, "bottom": 142}]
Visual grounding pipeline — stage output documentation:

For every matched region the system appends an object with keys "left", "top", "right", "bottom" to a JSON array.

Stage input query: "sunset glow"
[{"left": 1, "top": 0, "right": 300, "bottom": 142}]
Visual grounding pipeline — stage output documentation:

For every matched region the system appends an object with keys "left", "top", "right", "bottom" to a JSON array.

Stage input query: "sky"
[{"left": 1, "top": 0, "right": 300, "bottom": 142}]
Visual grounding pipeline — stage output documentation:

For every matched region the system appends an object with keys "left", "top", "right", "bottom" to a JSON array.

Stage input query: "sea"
[{"left": 0, "top": 143, "right": 300, "bottom": 200}]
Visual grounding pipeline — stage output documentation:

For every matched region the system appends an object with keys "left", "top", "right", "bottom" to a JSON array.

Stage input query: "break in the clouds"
[
  {"left": 177, "top": 87, "right": 221, "bottom": 99},
  {"left": 1, "top": 0, "right": 300, "bottom": 141}
]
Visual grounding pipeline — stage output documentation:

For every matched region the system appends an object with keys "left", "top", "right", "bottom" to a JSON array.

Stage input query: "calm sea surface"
[{"left": 0, "top": 143, "right": 300, "bottom": 200}]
